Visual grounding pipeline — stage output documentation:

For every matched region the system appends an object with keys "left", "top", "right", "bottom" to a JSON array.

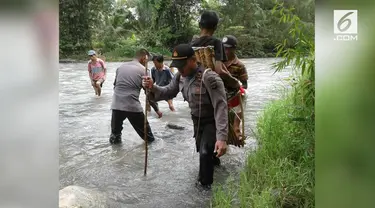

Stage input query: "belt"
[{"left": 191, "top": 115, "right": 215, "bottom": 123}]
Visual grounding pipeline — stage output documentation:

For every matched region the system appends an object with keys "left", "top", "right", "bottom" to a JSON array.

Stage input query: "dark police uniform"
[
  {"left": 148, "top": 44, "right": 228, "bottom": 186},
  {"left": 110, "top": 60, "right": 155, "bottom": 144}
]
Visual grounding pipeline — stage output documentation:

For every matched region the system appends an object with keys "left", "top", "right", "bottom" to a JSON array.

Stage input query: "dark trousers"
[
  {"left": 192, "top": 116, "right": 217, "bottom": 185},
  {"left": 111, "top": 109, "right": 155, "bottom": 142}
]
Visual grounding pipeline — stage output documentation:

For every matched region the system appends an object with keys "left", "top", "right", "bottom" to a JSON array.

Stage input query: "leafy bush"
[{"left": 211, "top": 2, "right": 315, "bottom": 208}]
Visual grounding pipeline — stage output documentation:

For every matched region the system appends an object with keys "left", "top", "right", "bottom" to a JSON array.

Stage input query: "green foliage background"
[
  {"left": 59, "top": 0, "right": 314, "bottom": 60},
  {"left": 59, "top": 1, "right": 315, "bottom": 206}
]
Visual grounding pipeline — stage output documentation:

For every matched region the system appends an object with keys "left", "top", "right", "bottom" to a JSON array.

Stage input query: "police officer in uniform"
[
  {"left": 142, "top": 44, "right": 228, "bottom": 188},
  {"left": 110, "top": 49, "right": 155, "bottom": 144}
]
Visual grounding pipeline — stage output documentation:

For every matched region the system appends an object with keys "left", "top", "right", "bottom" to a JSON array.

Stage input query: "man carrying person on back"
[
  {"left": 190, "top": 11, "right": 247, "bottom": 147},
  {"left": 109, "top": 48, "right": 155, "bottom": 144},
  {"left": 147, "top": 55, "right": 175, "bottom": 118},
  {"left": 222, "top": 35, "right": 248, "bottom": 141},
  {"left": 143, "top": 44, "right": 228, "bottom": 189},
  {"left": 87, "top": 50, "right": 106, "bottom": 97}
]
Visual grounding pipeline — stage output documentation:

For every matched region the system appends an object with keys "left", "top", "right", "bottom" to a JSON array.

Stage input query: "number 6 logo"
[
  {"left": 334, "top": 10, "right": 358, "bottom": 34},
  {"left": 337, "top": 12, "right": 353, "bottom": 32}
]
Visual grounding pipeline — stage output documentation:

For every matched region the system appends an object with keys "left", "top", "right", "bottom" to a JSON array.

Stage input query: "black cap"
[
  {"left": 170, "top": 44, "right": 195, "bottom": 69},
  {"left": 199, "top": 10, "right": 219, "bottom": 30},
  {"left": 222, "top": 35, "right": 237, "bottom": 48}
]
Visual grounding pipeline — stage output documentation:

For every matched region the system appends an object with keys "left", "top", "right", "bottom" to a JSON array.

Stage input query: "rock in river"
[{"left": 59, "top": 185, "right": 108, "bottom": 208}]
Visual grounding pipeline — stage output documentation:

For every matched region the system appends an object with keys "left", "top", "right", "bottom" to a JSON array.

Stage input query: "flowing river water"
[{"left": 59, "top": 58, "right": 291, "bottom": 208}]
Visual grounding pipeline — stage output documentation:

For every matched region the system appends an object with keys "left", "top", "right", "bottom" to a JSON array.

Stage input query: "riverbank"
[
  {"left": 211, "top": 90, "right": 315, "bottom": 207},
  {"left": 59, "top": 51, "right": 276, "bottom": 63}
]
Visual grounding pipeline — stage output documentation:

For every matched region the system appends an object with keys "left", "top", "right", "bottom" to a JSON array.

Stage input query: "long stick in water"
[{"left": 143, "top": 61, "right": 149, "bottom": 176}]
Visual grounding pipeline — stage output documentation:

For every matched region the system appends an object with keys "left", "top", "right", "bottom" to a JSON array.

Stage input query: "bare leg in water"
[
  {"left": 91, "top": 81, "right": 99, "bottom": 96},
  {"left": 149, "top": 100, "right": 163, "bottom": 118},
  {"left": 233, "top": 112, "right": 242, "bottom": 139},
  {"left": 167, "top": 99, "right": 175, "bottom": 111},
  {"left": 95, "top": 81, "right": 102, "bottom": 96}
]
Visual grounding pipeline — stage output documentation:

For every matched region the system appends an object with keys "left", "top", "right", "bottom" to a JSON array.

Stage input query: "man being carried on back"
[{"left": 190, "top": 10, "right": 241, "bottom": 92}]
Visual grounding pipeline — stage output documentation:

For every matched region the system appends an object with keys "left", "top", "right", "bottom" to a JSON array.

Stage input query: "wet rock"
[
  {"left": 59, "top": 185, "right": 108, "bottom": 208},
  {"left": 166, "top": 123, "right": 185, "bottom": 130}
]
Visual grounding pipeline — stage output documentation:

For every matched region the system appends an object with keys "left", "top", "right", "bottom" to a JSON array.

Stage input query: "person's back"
[
  {"left": 190, "top": 35, "right": 227, "bottom": 62},
  {"left": 111, "top": 60, "right": 145, "bottom": 112},
  {"left": 109, "top": 48, "right": 155, "bottom": 145},
  {"left": 191, "top": 10, "right": 240, "bottom": 91}
]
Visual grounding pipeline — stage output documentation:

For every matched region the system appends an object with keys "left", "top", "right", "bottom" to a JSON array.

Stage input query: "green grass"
[{"left": 211, "top": 91, "right": 315, "bottom": 208}]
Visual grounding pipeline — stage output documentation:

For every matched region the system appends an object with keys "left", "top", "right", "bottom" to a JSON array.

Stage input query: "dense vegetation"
[
  {"left": 59, "top": 0, "right": 314, "bottom": 61},
  {"left": 212, "top": 2, "right": 314, "bottom": 207},
  {"left": 59, "top": 1, "right": 315, "bottom": 207}
]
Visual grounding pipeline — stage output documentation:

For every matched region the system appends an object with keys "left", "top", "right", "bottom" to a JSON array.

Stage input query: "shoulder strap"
[{"left": 199, "top": 69, "right": 213, "bottom": 103}]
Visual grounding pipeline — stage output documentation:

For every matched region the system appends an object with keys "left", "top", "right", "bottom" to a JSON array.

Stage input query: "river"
[{"left": 59, "top": 58, "right": 291, "bottom": 208}]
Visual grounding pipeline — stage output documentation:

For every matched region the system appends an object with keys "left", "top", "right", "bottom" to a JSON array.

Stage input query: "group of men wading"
[{"left": 87, "top": 10, "right": 248, "bottom": 189}]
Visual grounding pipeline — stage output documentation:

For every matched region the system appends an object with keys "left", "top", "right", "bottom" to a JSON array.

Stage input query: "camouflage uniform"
[
  {"left": 223, "top": 35, "right": 248, "bottom": 141},
  {"left": 225, "top": 57, "right": 248, "bottom": 89}
]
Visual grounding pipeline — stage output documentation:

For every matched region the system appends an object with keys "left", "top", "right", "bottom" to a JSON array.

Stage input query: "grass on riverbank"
[{"left": 211, "top": 91, "right": 314, "bottom": 208}]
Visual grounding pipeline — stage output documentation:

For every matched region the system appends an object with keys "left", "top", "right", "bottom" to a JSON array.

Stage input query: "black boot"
[
  {"left": 196, "top": 175, "right": 212, "bottom": 190},
  {"left": 198, "top": 152, "right": 214, "bottom": 189},
  {"left": 109, "top": 134, "right": 122, "bottom": 144},
  {"left": 147, "top": 136, "right": 155, "bottom": 143},
  {"left": 213, "top": 156, "right": 221, "bottom": 167}
]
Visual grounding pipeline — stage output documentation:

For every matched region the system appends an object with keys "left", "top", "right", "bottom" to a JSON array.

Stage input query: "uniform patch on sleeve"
[{"left": 207, "top": 76, "right": 217, "bottom": 89}]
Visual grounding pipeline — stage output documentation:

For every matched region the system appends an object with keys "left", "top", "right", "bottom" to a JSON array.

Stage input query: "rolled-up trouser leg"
[{"left": 198, "top": 123, "right": 217, "bottom": 186}]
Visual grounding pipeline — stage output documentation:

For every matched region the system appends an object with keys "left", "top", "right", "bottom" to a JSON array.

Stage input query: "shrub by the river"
[
  {"left": 211, "top": 3, "right": 315, "bottom": 208},
  {"left": 212, "top": 90, "right": 314, "bottom": 208}
]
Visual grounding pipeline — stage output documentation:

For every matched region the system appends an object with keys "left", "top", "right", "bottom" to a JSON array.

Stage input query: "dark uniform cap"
[
  {"left": 222, "top": 35, "right": 237, "bottom": 48},
  {"left": 170, "top": 44, "right": 195, "bottom": 69}
]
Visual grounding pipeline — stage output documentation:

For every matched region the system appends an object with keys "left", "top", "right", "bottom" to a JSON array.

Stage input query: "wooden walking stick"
[{"left": 143, "top": 54, "right": 149, "bottom": 176}]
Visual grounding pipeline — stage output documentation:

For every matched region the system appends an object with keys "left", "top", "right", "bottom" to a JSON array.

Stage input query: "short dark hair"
[
  {"left": 152, "top": 55, "right": 164, "bottom": 63},
  {"left": 199, "top": 10, "right": 219, "bottom": 30},
  {"left": 135, "top": 48, "right": 150, "bottom": 58}
]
